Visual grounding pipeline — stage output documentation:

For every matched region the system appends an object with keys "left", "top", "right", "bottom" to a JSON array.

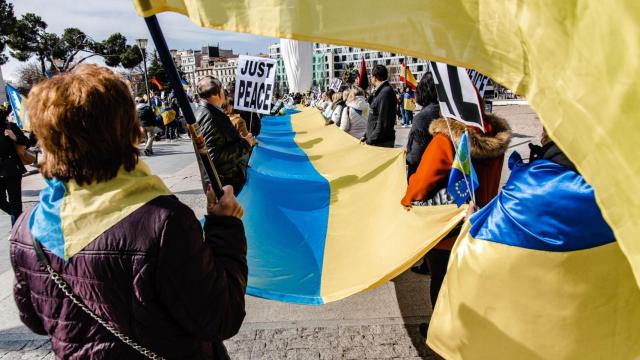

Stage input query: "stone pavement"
[{"left": 0, "top": 104, "right": 540, "bottom": 359}]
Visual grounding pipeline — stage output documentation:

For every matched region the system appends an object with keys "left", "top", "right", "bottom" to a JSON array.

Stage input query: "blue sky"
[{"left": 1, "top": 0, "right": 278, "bottom": 80}]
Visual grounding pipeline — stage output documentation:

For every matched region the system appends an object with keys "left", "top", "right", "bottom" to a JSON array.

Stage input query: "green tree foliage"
[
  {"left": 120, "top": 45, "right": 144, "bottom": 69},
  {"left": 0, "top": 0, "right": 17, "bottom": 65},
  {"left": 7, "top": 12, "right": 142, "bottom": 75},
  {"left": 341, "top": 63, "right": 359, "bottom": 86}
]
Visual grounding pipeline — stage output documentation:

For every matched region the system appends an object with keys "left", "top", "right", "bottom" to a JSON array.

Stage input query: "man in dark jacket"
[
  {"left": 196, "top": 76, "right": 256, "bottom": 195},
  {"left": 361, "top": 65, "right": 397, "bottom": 147}
]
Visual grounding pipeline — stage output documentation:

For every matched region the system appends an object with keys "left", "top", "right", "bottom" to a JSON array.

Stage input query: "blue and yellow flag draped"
[
  {"left": 132, "top": 0, "right": 640, "bottom": 287},
  {"left": 237, "top": 108, "right": 465, "bottom": 304},
  {"left": 30, "top": 161, "right": 171, "bottom": 260},
  {"left": 427, "top": 155, "right": 640, "bottom": 359}
]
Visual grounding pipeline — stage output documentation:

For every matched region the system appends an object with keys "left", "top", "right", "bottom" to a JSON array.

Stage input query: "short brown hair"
[
  {"left": 197, "top": 76, "right": 223, "bottom": 99},
  {"left": 27, "top": 64, "right": 141, "bottom": 185}
]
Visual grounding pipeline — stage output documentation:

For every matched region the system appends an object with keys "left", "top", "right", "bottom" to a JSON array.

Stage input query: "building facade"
[
  {"left": 268, "top": 42, "right": 433, "bottom": 92},
  {"left": 174, "top": 49, "right": 201, "bottom": 88},
  {"left": 194, "top": 57, "right": 238, "bottom": 89},
  {"left": 173, "top": 46, "right": 237, "bottom": 89}
]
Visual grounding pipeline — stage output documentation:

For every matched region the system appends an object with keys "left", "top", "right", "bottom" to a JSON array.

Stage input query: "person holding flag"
[
  {"left": 400, "top": 111, "right": 511, "bottom": 322},
  {"left": 402, "top": 87, "right": 416, "bottom": 127}
]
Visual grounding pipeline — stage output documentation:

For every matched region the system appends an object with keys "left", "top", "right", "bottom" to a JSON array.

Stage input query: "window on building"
[
  {"left": 334, "top": 56, "right": 339, "bottom": 62},
  {"left": 341, "top": 55, "right": 346, "bottom": 61},
  {"left": 386, "top": 59, "right": 391, "bottom": 65},
  {"left": 417, "top": 65, "right": 424, "bottom": 72}
]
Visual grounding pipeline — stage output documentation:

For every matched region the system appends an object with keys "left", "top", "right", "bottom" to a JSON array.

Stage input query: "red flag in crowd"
[
  {"left": 151, "top": 77, "right": 164, "bottom": 91},
  {"left": 357, "top": 58, "right": 369, "bottom": 90}
]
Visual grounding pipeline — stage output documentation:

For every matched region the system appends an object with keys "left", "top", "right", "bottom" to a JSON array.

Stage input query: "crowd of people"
[{"left": 1, "top": 59, "right": 613, "bottom": 358}]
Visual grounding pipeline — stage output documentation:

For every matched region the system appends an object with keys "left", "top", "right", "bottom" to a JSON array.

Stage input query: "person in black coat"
[
  {"left": 0, "top": 117, "right": 30, "bottom": 225},
  {"left": 361, "top": 65, "right": 397, "bottom": 148},
  {"left": 195, "top": 76, "right": 256, "bottom": 195},
  {"left": 406, "top": 73, "right": 440, "bottom": 179},
  {"left": 239, "top": 110, "right": 261, "bottom": 137}
]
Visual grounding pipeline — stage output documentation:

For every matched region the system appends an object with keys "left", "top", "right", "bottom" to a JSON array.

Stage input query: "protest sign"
[
  {"left": 234, "top": 55, "right": 277, "bottom": 115},
  {"left": 329, "top": 78, "right": 342, "bottom": 92}
]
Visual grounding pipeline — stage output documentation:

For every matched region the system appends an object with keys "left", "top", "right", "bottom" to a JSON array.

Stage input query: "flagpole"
[
  {"left": 465, "top": 129, "right": 477, "bottom": 205},
  {"left": 403, "top": 56, "right": 407, "bottom": 88},
  {"left": 144, "top": 15, "right": 224, "bottom": 198}
]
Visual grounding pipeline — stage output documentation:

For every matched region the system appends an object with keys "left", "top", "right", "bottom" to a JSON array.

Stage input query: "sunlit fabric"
[
  {"left": 237, "top": 108, "right": 465, "bottom": 304},
  {"left": 132, "top": 0, "right": 640, "bottom": 286},
  {"left": 280, "top": 39, "right": 313, "bottom": 94},
  {"left": 427, "top": 158, "right": 640, "bottom": 359},
  {"left": 29, "top": 161, "right": 171, "bottom": 260}
]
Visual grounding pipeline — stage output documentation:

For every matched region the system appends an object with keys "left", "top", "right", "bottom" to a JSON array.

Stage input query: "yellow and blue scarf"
[{"left": 29, "top": 161, "right": 171, "bottom": 260}]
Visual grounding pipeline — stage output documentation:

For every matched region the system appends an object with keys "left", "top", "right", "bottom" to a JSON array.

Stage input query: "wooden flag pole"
[{"left": 144, "top": 15, "right": 224, "bottom": 198}]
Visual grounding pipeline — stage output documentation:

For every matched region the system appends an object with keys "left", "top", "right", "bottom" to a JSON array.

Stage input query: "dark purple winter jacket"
[{"left": 10, "top": 195, "right": 247, "bottom": 359}]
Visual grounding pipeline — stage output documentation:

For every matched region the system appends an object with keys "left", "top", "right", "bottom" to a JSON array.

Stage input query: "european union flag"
[{"left": 447, "top": 131, "right": 479, "bottom": 207}]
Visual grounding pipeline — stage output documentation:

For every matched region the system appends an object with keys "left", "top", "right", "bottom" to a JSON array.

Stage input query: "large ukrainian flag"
[
  {"left": 238, "top": 108, "right": 464, "bottom": 304},
  {"left": 427, "top": 156, "right": 640, "bottom": 359},
  {"left": 132, "top": 0, "right": 640, "bottom": 287}
]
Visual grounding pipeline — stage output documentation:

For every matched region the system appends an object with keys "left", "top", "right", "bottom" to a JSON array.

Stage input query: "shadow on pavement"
[{"left": 391, "top": 269, "right": 444, "bottom": 360}]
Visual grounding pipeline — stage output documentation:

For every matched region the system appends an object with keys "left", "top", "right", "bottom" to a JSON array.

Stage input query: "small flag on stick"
[
  {"left": 447, "top": 131, "right": 479, "bottom": 207},
  {"left": 400, "top": 63, "right": 417, "bottom": 90}
]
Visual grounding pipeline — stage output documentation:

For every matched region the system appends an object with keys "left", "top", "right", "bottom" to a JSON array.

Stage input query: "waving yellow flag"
[{"left": 132, "top": 0, "right": 640, "bottom": 286}]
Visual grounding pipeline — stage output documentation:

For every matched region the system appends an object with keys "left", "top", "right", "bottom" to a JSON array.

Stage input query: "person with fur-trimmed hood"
[{"left": 401, "top": 113, "right": 511, "bottom": 319}]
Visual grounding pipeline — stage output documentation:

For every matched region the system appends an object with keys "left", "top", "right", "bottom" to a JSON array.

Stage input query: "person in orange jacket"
[{"left": 401, "top": 113, "right": 511, "bottom": 316}]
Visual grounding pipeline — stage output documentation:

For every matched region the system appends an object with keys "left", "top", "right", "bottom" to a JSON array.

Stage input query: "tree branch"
[{"left": 68, "top": 53, "right": 98, "bottom": 71}]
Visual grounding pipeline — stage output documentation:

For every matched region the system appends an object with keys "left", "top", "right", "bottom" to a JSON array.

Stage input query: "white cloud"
[{"left": 1, "top": 0, "right": 278, "bottom": 81}]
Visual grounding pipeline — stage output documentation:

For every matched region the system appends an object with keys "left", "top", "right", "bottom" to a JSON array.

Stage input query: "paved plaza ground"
[{"left": 0, "top": 104, "right": 540, "bottom": 359}]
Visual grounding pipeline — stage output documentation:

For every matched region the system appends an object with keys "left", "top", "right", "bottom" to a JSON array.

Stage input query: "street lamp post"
[{"left": 135, "top": 38, "right": 151, "bottom": 104}]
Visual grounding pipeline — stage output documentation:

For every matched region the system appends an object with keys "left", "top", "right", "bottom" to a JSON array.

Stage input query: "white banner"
[
  {"left": 329, "top": 78, "right": 342, "bottom": 92},
  {"left": 234, "top": 55, "right": 277, "bottom": 115}
]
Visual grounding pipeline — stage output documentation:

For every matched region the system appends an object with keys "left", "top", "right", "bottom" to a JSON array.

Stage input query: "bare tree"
[{"left": 15, "top": 61, "right": 46, "bottom": 90}]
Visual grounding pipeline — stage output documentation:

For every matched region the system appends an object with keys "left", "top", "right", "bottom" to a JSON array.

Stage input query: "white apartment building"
[
  {"left": 268, "top": 43, "right": 433, "bottom": 92},
  {"left": 174, "top": 49, "right": 201, "bottom": 87},
  {"left": 194, "top": 58, "right": 238, "bottom": 88}
]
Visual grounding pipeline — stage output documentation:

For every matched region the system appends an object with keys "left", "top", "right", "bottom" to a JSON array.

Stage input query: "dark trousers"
[
  {"left": 406, "top": 163, "right": 419, "bottom": 181},
  {"left": 426, "top": 249, "right": 451, "bottom": 309},
  {"left": 0, "top": 176, "right": 23, "bottom": 225},
  {"left": 166, "top": 122, "right": 178, "bottom": 139}
]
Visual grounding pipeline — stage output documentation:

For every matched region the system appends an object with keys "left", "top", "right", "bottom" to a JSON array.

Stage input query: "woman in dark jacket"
[
  {"left": 405, "top": 73, "right": 439, "bottom": 180},
  {"left": 10, "top": 64, "right": 248, "bottom": 359},
  {"left": 0, "top": 111, "right": 30, "bottom": 225}
]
